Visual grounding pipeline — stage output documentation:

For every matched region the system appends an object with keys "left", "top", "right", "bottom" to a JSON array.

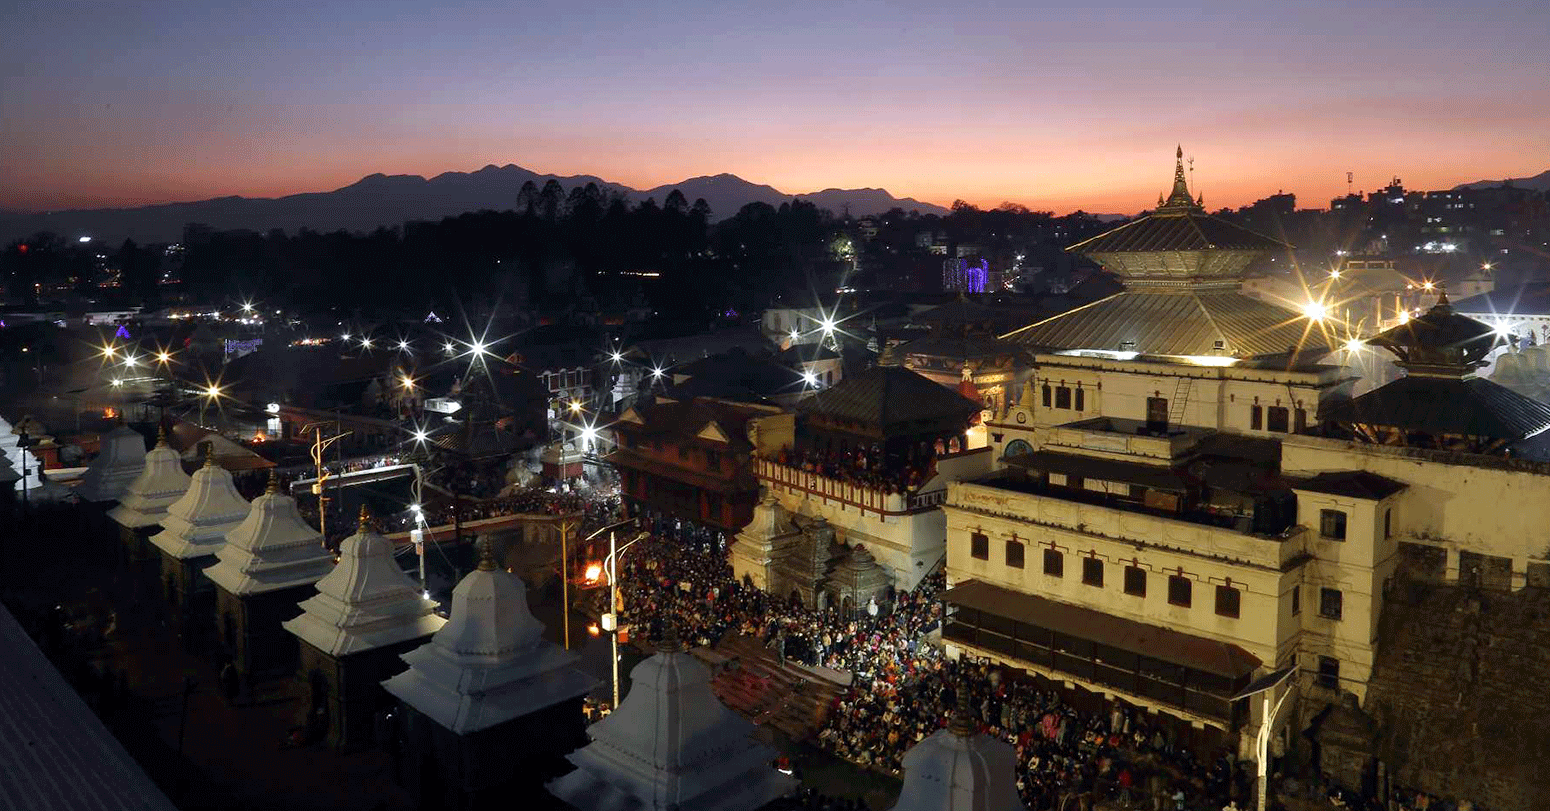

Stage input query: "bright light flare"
[
  {"left": 123, "top": 355, "right": 138, "bottom": 367},
  {"left": 583, "top": 563, "right": 602, "bottom": 583},
  {"left": 1329, "top": 270, "right": 1342, "bottom": 280},
  {"left": 650, "top": 367, "right": 664, "bottom": 379},
  {"left": 240, "top": 301, "right": 255, "bottom": 313},
  {"left": 110, "top": 378, "right": 123, "bottom": 387},
  {"left": 156, "top": 351, "right": 171, "bottom": 364},
  {"left": 203, "top": 384, "right": 222, "bottom": 398},
  {"left": 397, "top": 339, "right": 410, "bottom": 351},
  {"left": 101, "top": 344, "right": 117, "bottom": 359},
  {"left": 1421, "top": 281, "right": 1435, "bottom": 291},
  {"left": 413, "top": 429, "right": 429, "bottom": 443},
  {"left": 609, "top": 351, "right": 622, "bottom": 363},
  {"left": 1343, "top": 338, "right": 1364, "bottom": 353},
  {"left": 1302, "top": 301, "right": 1327, "bottom": 322},
  {"left": 360, "top": 337, "right": 373, "bottom": 349},
  {"left": 400, "top": 374, "right": 416, "bottom": 390},
  {"left": 802, "top": 370, "right": 818, "bottom": 386},
  {"left": 569, "top": 400, "right": 583, "bottom": 413},
  {"left": 1493, "top": 323, "right": 1514, "bottom": 339}
]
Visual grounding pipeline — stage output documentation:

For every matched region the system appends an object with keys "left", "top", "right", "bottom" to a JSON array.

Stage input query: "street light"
[
  {"left": 602, "top": 529, "right": 650, "bottom": 708},
  {"left": 1231, "top": 665, "right": 1296, "bottom": 810},
  {"left": 563, "top": 518, "right": 638, "bottom": 651}
]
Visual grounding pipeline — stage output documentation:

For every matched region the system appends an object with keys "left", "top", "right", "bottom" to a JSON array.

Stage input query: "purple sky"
[{"left": 3, "top": 0, "right": 1548, "bottom": 214}]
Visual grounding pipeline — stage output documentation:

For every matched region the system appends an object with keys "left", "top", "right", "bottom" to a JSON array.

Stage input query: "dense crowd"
[
  {"left": 774, "top": 446, "right": 936, "bottom": 495},
  {"left": 611, "top": 531, "right": 1259, "bottom": 811}
]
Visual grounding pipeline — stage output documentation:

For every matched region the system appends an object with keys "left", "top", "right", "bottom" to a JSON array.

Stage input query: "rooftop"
[{"left": 796, "top": 366, "right": 982, "bottom": 433}]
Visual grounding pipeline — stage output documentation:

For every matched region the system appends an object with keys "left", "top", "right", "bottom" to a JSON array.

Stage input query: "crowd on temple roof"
[{"left": 773, "top": 446, "right": 939, "bottom": 495}]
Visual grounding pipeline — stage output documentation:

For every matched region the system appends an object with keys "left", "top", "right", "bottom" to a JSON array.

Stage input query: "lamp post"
[
  {"left": 603, "top": 529, "right": 650, "bottom": 708},
  {"left": 564, "top": 517, "right": 637, "bottom": 651},
  {"left": 1231, "top": 665, "right": 1296, "bottom": 811}
]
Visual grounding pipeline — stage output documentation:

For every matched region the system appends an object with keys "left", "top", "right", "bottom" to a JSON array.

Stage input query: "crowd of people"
[
  {"left": 773, "top": 445, "right": 936, "bottom": 495},
  {"left": 610, "top": 530, "right": 1266, "bottom": 811}
]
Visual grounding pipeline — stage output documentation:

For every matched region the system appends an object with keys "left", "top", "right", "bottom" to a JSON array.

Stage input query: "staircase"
[
  {"left": 701, "top": 634, "right": 845, "bottom": 742},
  {"left": 1362, "top": 584, "right": 1550, "bottom": 811}
]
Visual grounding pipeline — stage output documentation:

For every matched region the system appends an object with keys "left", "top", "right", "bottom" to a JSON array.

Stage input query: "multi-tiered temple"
[
  {"left": 107, "top": 429, "right": 193, "bottom": 566},
  {"left": 148, "top": 445, "right": 251, "bottom": 640},
  {"left": 546, "top": 630, "right": 794, "bottom": 811},
  {"left": 206, "top": 472, "right": 335, "bottom": 696},
  {"left": 284, "top": 508, "right": 445, "bottom": 748},
  {"left": 384, "top": 541, "right": 597, "bottom": 809}
]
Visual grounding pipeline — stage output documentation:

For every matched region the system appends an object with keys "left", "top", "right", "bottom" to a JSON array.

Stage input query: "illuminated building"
[{"left": 943, "top": 150, "right": 1550, "bottom": 805}]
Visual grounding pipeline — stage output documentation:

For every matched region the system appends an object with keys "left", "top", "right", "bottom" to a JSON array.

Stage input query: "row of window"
[
  {"left": 1248, "top": 404, "right": 1306, "bottom": 433},
  {"left": 969, "top": 532, "right": 1348, "bottom": 622},
  {"left": 1040, "top": 384, "right": 1086, "bottom": 411},
  {"left": 543, "top": 368, "right": 592, "bottom": 392},
  {"left": 970, "top": 534, "right": 1242, "bottom": 617}
]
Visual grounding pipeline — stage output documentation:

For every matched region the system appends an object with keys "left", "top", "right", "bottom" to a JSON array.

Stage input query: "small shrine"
[
  {"left": 383, "top": 540, "right": 597, "bottom": 809},
  {"left": 546, "top": 628, "right": 794, "bottom": 811},
  {"left": 732, "top": 496, "right": 895, "bottom": 615},
  {"left": 76, "top": 419, "right": 148, "bottom": 503},
  {"left": 205, "top": 471, "right": 335, "bottom": 695},
  {"left": 148, "top": 443, "right": 251, "bottom": 641},
  {"left": 283, "top": 506, "right": 445, "bottom": 748},
  {"left": 107, "top": 428, "right": 193, "bottom": 565},
  {"left": 889, "top": 690, "right": 1027, "bottom": 811}
]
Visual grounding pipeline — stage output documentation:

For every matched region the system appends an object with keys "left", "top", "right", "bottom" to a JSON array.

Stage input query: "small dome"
[
  {"left": 108, "top": 439, "right": 193, "bottom": 529},
  {"left": 1493, "top": 351, "right": 1528, "bottom": 384},
  {"left": 76, "top": 423, "right": 148, "bottom": 503},
  {"left": 433, "top": 558, "right": 544, "bottom": 657}
]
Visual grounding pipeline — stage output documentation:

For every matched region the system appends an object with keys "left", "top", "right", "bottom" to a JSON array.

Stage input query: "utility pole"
[
  {"left": 306, "top": 424, "right": 350, "bottom": 542},
  {"left": 557, "top": 517, "right": 579, "bottom": 650}
]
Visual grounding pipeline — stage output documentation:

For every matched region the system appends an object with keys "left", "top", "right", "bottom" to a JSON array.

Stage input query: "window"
[
  {"left": 1127, "top": 484, "right": 1147, "bottom": 500},
  {"left": 1043, "top": 548, "right": 1063, "bottom": 577},
  {"left": 1075, "top": 388, "right": 1085, "bottom": 411},
  {"left": 705, "top": 450, "right": 720, "bottom": 470},
  {"left": 1146, "top": 397, "right": 1169, "bottom": 428},
  {"left": 1066, "top": 475, "right": 1085, "bottom": 491},
  {"left": 1215, "top": 585, "right": 1241, "bottom": 618},
  {"left": 1317, "top": 656, "right": 1340, "bottom": 690},
  {"left": 1320, "top": 509, "right": 1347, "bottom": 540},
  {"left": 1168, "top": 575, "right": 1192, "bottom": 607},
  {"left": 1384, "top": 509, "right": 1392, "bottom": 539},
  {"left": 826, "top": 370, "right": 833, "bottom": 386},
  {"left": 1055, "top": 386, "right": 1071, "bottom": 409},
  {"left": 1251, "top": 405, "right": 1263, "bottom": 430},
  {"left": 1123, "top": 565, "right": 1146, "bottom": 596},
  {"left": 1005, "top": 541, "right": 1024, "bottom": 569},
  {"left": 1082, "top": 557, "right": 1104, "bottom": 587},
  {"left": 1320, "top": 587, "right": 1343, "bottom": 620},
  {"left": 1042, "top": 384, "right": 1052, "bottom": 407},
  {"left": 1267, "top": 406, "right": 1289, "bottom": 432},
  {"left": 970, "top": 532, "right": 989, "bottom": 561},
  {"left": 1294, "top": 407, "right": 1308, "bottom": 432},
  {"left": 1291, "top": 585, "right": 1301, "bottom": 615}
]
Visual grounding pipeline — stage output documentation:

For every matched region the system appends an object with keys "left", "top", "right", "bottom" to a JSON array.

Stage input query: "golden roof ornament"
[
  {"left": 948, "top": 679, "right": 978, "bottom": 737},
  {"left": 655, "top": 621, "right": 686, "bottom": 654},
  {"left": 476, "top": 537, "right": 498, "bottom": 572},
  {"left": 156, "top": 423, "right": 168, "bottom": 446},
  {"left": 266, "top": 469, "right": 280, "bottom": 495},
  {"left": 203, "top": 440, "right": 216, "bottom": 467},
  {"left": 1159, "top": 144, "right": 1200, "bottom": 212},
  {"left": 358, "top": 504, "right": 373, "bottom": 533}
]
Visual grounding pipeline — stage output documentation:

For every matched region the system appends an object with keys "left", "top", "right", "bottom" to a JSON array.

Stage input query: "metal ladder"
[{"left": 1168, "top": 378, "right": 1192, "bottom": 427}]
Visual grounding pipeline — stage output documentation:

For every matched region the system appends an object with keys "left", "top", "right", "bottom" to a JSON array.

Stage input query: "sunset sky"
[{"left": 3, "top": 0, "right": 1548, "bottom": 215}]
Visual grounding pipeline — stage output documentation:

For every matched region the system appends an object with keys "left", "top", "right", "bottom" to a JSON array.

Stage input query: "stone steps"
[{"left": 706, "top": 634, "right": 843, "bottom": 742}]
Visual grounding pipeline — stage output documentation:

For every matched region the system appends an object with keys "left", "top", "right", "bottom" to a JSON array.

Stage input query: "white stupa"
[
  {"left": 888, "top": 690, "right": 1027, "bottom": 811},
  {"left": 283, "top": 507, "right": 445, "bottom": 657},
  {"left": 0, "top": 415, "right": 51, "bottom": 494},
  {"left": 107, "top": 429, "right": 193, "bottom": 530},
  {"left": 148, "top": 445, "right": 250, "bottom": 561},
  {"left": 383, "top": 540, "right": 597, "bottom": 734},
  {"left": 205, "top": 472, "right": 334, "bottom": 596},
  {"left": 75, "top": 420, "right": 148, "bottom": 503},
  {"left": 546, "top": 627, "right": 795, "bottom": 811}
]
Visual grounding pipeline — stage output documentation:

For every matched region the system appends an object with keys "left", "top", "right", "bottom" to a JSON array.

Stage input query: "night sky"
[{"left": 4, "top": 0, "right": 1548, "bottom": 214}]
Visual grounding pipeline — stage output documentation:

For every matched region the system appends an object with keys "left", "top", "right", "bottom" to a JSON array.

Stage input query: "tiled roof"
[
  {"left": 795, "top": 366, "right": 981, "bottom": 430},
  {"left": 1369, "top": 296, "right": 1500, "bottom": 354},
  {"left": 1452, "top": 283, "right": 1550, "bottom": 317},
  {"left": 0, "top": 603, "right": 179, "bottom": 811},
  {"left": 1290, "top": 471, "right": 1408, "bottom": 500},
  {"left": 1001, "top": 290, "right": 1329, "bottom": 358},
  {"left": 895, "top": 332, "right": 1029, "bottom": 361},
  {"left": 616, "top": 397, "right": 777, "bottom": 451},
  {"left": 1322, "top": 375, "right": 1550, "bottom": 440},
  {"left": 1068, "top": 211, "right": 1286, "bottom": 255}
]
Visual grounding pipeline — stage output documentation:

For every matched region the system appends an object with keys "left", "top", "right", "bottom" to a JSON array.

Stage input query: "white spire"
[
  {"left": 382, "top": 542, "right": 597, "bottom": 734},
  {"left": 76, "top": 423, "right": 148, "bottom": 503},
  {"left": 205, "top": 475, "right": 334, "bottom": 596},
  {"left": 283, "top": 511, "right": 444, "bottom": 657},
  {"left": 546, "top": 636, "right": 794, "bottom": 811},
  {"left": 107, "top": 435, "right": 192, "bottom": 529},
  {"left": 888, "top": 695, "right": 1027, "bottom": 811},
  {"left": 0, "top": 416, "right": 48, "bottom": 493},
  {"left": 147, "top": 453, "right": 249, "bottom": 560}
]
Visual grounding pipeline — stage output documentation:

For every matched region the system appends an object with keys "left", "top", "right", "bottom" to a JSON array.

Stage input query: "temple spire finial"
[
  {"left": 203, "top": 440, "right": 216, "bottom": 467},
  {"left": 1162, "top": 145, "right": 1196, "bottom": 209},
  {"left": 477, "top": 537, "right": 498, "bottom": 571},
  {"left": 948, "top": 679, "right": 978, "bottom": 737},
  {"left": 266, "top": 468, "right": 279, "bottom": 494},
  {"left": 358, "top": 504, "right": 372, "bottom": 533}
]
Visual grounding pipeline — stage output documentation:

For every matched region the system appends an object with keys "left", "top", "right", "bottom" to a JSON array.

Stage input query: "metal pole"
[
  {"left": 610, "top": 529, "right": 619, "bottom": 708},
  {"left": 1258, "top": 681, "right": 1293, "bottom": 811},
  {"left": 561, "top": 520, "right": 571, "bottom": 650}
]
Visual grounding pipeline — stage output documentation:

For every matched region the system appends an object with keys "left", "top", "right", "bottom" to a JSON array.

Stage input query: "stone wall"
[{"left": 1362, "top": 582, "right": 1550, "bottom": 811}]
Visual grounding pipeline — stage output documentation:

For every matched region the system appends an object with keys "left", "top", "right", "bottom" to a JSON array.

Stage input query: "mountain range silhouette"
[{"left": 0, "top": 164, "right": 950, "bottom": 244}]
